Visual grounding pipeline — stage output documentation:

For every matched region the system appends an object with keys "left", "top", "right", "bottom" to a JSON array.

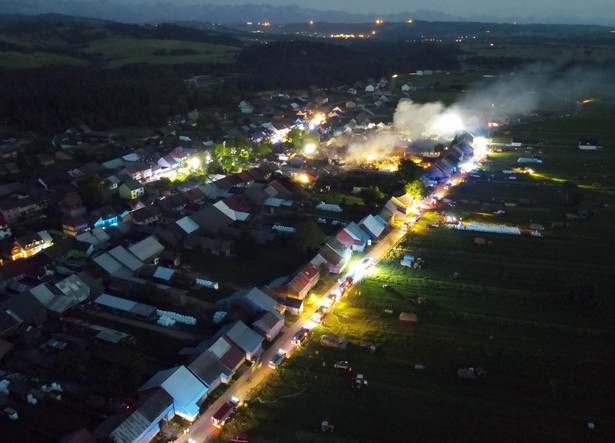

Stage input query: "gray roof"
[
  {"left": 90, "top": 325, "right": 133, "bottom": 344},
  {"left": 253, "top": 310, "right": 284, "bottom": 330},
  {"left": 153, "top": 266, "right": 174, "bottom": 281},
  {"left": 54, "top": 274, "right": 90, "bottom": 302},
  {"left": 94, "top": 294, "right": 156, "bottom": 318},
  {"left": 186, "top": 350, "right": 233, "bottom": 387},
  {"left": 190, "top": 206, "right": 233, "bottom": 236},
  {"left": 225, "top": 320, "right": 264, "bottom": 355},
  {"left": 29, "top": 283, "right": 57, "bottom": 305},
  {"left": 176, "top": 216, "right": 199, "bottom": 234},
  {"left": 108, "top": 246, "right": 144, "bottom": 272},
  {"left": 93, "top": 252, "right": 130, "bottom": 276},
  {"left": 96, "top": 389, "right": 174, "bottom": 443},
  {"left": 244, "top": 287, "right": 277, "bottom": 311},
  {"left": 128, "top": 236, "right": 165, "bottom": 262},
  {"left": 47, "top": 295, "right": 78, "bottom": 313}
]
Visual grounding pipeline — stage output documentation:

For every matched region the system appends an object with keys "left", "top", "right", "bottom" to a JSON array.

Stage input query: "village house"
[
  {"left": 119, "top": 179, "right": 145, "bottom": 200},
  {"left": 252, "top": 309, "right": 285, "bottom": 342},
  {"left": 10, "top": 231, "right": 54, "bottom": 261},
  {"left": 267, "top": 263, "right": 320, "bottom": 301},
  {"left": 61, "top": 216, "right": 91, "bottom": 237},
  {"left": 311, "top": 237, "right": 351, "bottom": 274},
  {"left": 92, "top": 389, "right": 174, "bottom": 443},
  {"left": 185, "top": 350, "right": 234, "bottom": 393},
  {"left": 138, "top": 366, "right": 208, "bottom": 421},
  {"left": 221, "top": 320, "right": 265, "bottom": 361}
]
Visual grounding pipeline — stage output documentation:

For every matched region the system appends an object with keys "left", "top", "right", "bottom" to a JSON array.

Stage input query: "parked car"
[{"left": 334, "top": 360, "right": 351, "bottom": 370}]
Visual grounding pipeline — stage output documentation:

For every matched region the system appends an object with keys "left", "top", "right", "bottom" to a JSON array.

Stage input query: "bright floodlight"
[
  {"left": 304, "top": 143, "right": 316, "bottom": 155},
  {"left": 473, "top": 137, "right": 488, "bottom": 156},
  {"left": 188, "top": 157, "right": 201, "bottom": 169}
]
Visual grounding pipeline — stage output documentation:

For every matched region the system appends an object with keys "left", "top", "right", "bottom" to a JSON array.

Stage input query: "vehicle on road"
[
  {"left": 322, "top": 293, "right": 337, "bottom": 308},
  {"left": 268, "top": 349, "right": 288, "bottom": 369},
  {"left": 212, "top": 396, "right": 241, "bottom": 428},
  {"left": 291, "top": 327, "right": 310, "bottom": 346},
  {"left": 312, "top": 305, "right": 328, "bottom": 323},
  {"left": 230, "top": 434, "right": 250, "bottom": 442}
]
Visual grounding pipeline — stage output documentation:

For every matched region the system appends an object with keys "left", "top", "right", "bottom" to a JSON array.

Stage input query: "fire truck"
[
  {"left": 312, "top": 305, "right": 328, "bottom": 323},
  {"left": 211, "top": 396, "right": 241, "bottom": 428}
]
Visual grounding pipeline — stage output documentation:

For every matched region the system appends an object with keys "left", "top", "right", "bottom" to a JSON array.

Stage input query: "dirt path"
[{"left": 79, "top": 307, "right": 202, "bottom": 341}]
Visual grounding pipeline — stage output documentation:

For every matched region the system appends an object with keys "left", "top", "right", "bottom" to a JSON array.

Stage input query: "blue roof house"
[{"left": 138, "top": 366, "right": 208, "bottom": 421}]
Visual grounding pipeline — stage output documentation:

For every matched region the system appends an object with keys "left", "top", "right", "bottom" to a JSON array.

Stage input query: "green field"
[
  {"left": 0, "top": 50, "right": 89, "bottom": 69},
  {"left": 209, "top": 139, "right": 615, "bottom": 442},
  {"left": 83, "top": 36, "right": 240, "bottom": 68}
]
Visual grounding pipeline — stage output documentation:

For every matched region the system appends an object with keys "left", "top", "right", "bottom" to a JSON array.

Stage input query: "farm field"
[
  {"left": 0, "top": 50, "right": 89, "bottom": 69},
  {"left": 83, "top": 36, "right": 240, "bottom": 68},
  {"left": 210, "top": 141, "right": 615, "bottom": 442}
]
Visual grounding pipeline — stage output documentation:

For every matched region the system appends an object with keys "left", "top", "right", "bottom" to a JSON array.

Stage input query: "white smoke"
[
  {"left": 343, "top": 63, "right": 611, "bottom": 161},
  {"left": 346, "top": 132, "right": 400, "bottom": 163}
]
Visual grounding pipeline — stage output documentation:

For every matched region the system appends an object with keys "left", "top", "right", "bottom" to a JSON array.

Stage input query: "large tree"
[
  {"left": 77, "top": 174, "right": 111, "bottom": 208},
  {"left": 404, "top": 180, "right": 424, "bottom": 203},
  {"left": 292, "top": 219, "right": 326, "bottom": 253},
  {"left": 360, "top": 185, "right": 385, "bottom": 208},
  {"left": 396, "top": 158, "right": 423, "bottom": 188}
]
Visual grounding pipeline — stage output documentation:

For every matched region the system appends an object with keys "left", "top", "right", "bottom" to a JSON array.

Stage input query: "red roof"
[
  {"left": 335, "top": 229, "right": 357, "bottom": 248},
  {"left": 235, "top": 171, "right": 253, "bottom": 183},
  {"left": 169, "top": 149, "right": 187, "bottom": 160},
  {"left": 186, "top": 187, "right": 205, "bottom": 202},
  {"left": 218, "top": 336, "right": 245, "bottom": 370},
  {"left": 299, "top": 263, "right": 319, "bottom": 281},
  {"left": 290, "top": 273, "right": 310, "bottom": 291},
  {"left": 223, "top": 195, "right": 249, "bottom": 212}
]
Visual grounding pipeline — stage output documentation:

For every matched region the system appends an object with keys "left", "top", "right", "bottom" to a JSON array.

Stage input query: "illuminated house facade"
[
  {"left": 11, "top": 231, "right": 53, "bottom": 261},
  {"left": 119, "top": 179, "right": 145, "bottom": 200}
]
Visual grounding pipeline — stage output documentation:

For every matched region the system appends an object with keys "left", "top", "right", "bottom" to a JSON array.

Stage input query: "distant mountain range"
[{"left": 0, "top": 0, "right": 610, "bottom": 26}]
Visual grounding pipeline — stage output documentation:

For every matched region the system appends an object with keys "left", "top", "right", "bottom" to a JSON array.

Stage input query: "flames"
[
  {"left": 581, "top": 98, "right": 595, "bottom": 104},
  {"left": 362, "top": 153, "right": 401, "bottom": 172},
  {"left": 310, "top": 113, "right": 325, "bottom": 126}
]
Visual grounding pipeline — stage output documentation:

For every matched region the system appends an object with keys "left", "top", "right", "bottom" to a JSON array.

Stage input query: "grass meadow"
[
  {"left": 83, "top": 37, "right": 240, "bottom": 68},
  {"left": 210, "top": 138, "right": 615, "bottom": 443}
]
